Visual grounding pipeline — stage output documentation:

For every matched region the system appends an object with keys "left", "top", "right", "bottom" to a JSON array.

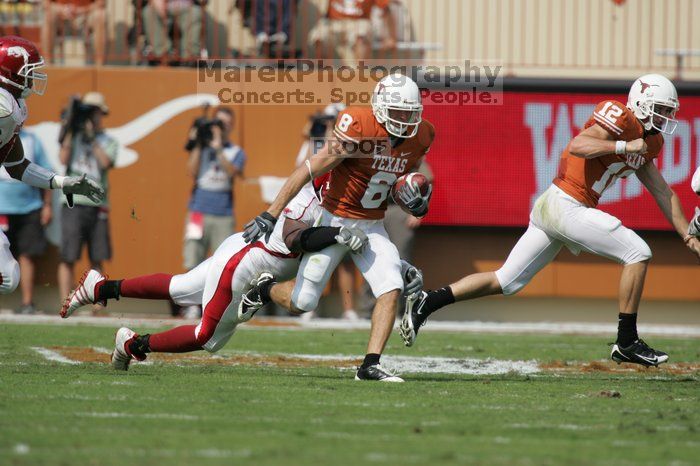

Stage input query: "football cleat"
[
  {"left": 111, "top": 327, "right": 146, "bottom": 371},
  {"left": 355, "top": 364, "right": 404, "bottom": 382},
  {"left": 611, "top": 339, "right": 669, "bottom": 367},
  {"left": 237, "top": 273, "right": 274, "bottom": 323},
  {"left": 60, "top": 269, "right": 106, "bottom": 318},
  {"left": 399, "top": 291, "right": 428, "bottom": 347}
]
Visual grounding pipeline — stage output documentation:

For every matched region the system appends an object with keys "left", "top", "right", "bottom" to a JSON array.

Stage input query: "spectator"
[
  {"left": 308, "top": 0, "right": 397, "bottom": 60},
  {"left": 57, "top": 92, "right": 117, "bottom": 302},
  {"left": 182, "top": 107, "right": 246, "bottom": 317},
  {"left": 252, "top": 0, "right": 299, "bottom": 57},
  {"left": 142, "top": 0, "right": 204, "bottom": 64},
  {"left": 41, "top": 0, "right": 107, "bottom": 65},
  {"left": 0, "top": 129, "right": 52, "bottom": 314}
]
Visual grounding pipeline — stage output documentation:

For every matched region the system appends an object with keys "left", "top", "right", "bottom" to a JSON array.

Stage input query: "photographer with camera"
[
  {"left": 181, "top": 107, "right": 246, "bottom": 318},
  {"left": 57, "top": 92, "right": 117, "bottom": 302}
]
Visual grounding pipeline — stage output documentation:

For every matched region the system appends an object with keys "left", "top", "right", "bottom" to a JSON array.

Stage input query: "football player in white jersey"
[
  {"left": 0, "top": 35, "right": 104, "bottom": 295},
  {"left": 61, "top": 175, "right": 421, "bottom": 370}
]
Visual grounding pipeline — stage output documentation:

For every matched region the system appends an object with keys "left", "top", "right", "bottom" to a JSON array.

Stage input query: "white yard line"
[
  {"left": 30, "top": 347, "right": 80, "bottom": 365},
  {"left": 4, "top": 312, "right": 700, "bottom": 337},
  {"left": 75, "top": 412, "right": 199, "bottom": 420}
]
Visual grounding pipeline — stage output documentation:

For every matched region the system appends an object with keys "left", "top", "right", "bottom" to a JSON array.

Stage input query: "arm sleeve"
[
  {"left": 296, "top": 226, "right": 342, "bottom": 252},
  {"left": 591, "top": 100, "right": 633, "bottom": 139},
  {"left": 333, "top": 108, "right": 364, "bottom": 143}
]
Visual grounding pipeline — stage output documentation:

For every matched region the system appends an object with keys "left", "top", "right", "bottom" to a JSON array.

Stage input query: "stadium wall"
[{"left": 18, "top": 67, "right": 700, "bottom": 302}]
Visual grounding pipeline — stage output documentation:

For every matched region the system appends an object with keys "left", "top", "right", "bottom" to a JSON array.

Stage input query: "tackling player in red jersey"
[
  {"left": 401, "top": 74, "right": 700, "bottom": 367},
  {"left": 0, "top": 35, "right": 104, "bottom": 296}
]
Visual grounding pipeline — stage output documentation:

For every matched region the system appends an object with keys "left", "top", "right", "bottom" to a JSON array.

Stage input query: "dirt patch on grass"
[
  {"left": 542, "top": 360, "right": 700, "bottom": 375},
  {"left": 50, "top": 346, "right": 361, "bottom": 369}
]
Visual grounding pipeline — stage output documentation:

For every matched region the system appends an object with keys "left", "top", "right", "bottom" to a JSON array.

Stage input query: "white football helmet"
[
  {"left": 371, "top": 73, "right": 423, "bottom": 138},
  {"left": 627, "top": 74, "right": 679, "bottom": 135}
]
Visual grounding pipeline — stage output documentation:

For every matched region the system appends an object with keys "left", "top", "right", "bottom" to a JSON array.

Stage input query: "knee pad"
[
  {"left": 0, "top": 259, "right": 20, "bottom": 295},
  {"left": 291, "top": 253, "right": 333, "bottom": 313},
  {"left": 291, "top": 282, "right": 322, "bottom": 314}
]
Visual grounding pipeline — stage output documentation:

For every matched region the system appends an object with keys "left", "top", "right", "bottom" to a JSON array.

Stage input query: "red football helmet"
[{"left": 0, "top": 36, "right": 47, "bottom": 98}]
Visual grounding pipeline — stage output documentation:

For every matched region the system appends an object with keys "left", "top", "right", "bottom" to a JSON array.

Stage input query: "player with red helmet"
[
  {"left": 401, "top": 74, "right": 700, "bottom": 368},
  {"left": 242, "top": 73, "right": 434, "bottom": 382},
  {"left": 0, "top": 35, "right": 104, "bottom": 295}
]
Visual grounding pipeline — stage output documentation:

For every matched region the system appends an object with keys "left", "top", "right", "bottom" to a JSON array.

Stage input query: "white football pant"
[
  {"left": 495, "top": 184, "right": 652, "bottom": 295},
  {"left": 291, "top": 208, "right": 403, "bottom": 313}
]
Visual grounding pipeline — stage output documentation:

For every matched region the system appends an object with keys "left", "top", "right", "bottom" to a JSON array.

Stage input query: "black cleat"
[
  {"left": 611, "top": 339, "right": 669, "bottom": 367},
  {"left": 399, "top": 291, "right": 428, "bottom": 347},
  {"left": 237, "top": 273, "right": 274, "bottom": 323},
  {"left": 354, "top": 364, "right": 404, "bottom": 382}
]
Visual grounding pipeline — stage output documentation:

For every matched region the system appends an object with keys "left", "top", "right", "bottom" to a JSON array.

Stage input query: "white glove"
[
  {"left": 396, "top": 181, "right": 432, "bottom": 218},
  {"left": 62, "top": 174, "right": 105, "bottom": 207},
  {"left": 401, "top": 260, "right": 423, "bottom": 298},
  {"left": 335, "top": 226, "right": 368, "bottom": 254}
]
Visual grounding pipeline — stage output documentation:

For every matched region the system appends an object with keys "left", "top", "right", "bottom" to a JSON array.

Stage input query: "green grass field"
[{"left": 1, "top": 322, "right": 698, "bottom": 466}]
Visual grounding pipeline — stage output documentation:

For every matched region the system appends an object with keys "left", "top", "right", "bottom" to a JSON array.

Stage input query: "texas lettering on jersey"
[
  {"left": 324, "top": 106, "right": 434, "bottom": 219},
  {"left": 554, "top": 100, "right": 664, "bottom": 207}
]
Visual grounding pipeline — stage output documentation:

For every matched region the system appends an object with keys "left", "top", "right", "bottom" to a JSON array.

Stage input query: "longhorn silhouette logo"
[
  {"left": 26, "top": 93, "right": 220, "bottom": 172},
  {"left": 639, "top": 81, "right": 659, "bottom": 94}
]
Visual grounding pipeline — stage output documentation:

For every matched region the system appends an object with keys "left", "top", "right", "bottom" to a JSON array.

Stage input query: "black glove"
[{"left": 243, "top": 212, "right": 277, "bottom": 243}]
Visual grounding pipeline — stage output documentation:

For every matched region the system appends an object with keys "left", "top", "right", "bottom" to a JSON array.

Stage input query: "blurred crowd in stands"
[{"left": 0, "top": 0, "right": 413, "bottom": 65}]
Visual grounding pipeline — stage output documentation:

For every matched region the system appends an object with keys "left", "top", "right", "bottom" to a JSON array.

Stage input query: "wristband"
[
  {"left": 51, "top": 175, "right": 66, "bottom": 189},
  {"left": 615, "top": 140, "right": 627, "bottom": 155}
]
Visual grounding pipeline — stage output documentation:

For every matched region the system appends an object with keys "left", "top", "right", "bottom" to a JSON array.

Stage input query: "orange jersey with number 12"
[
  {"left": 554, "top": 100, "right": 664, "bottom": 207},
  {"left": 323, "top": 106, "right": 435, "bottom": 220}
]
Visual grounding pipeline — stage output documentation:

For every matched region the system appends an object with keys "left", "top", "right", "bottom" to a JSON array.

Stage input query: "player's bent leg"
[
  {"left": 290, "top": 243, "right": 347, "bottom": 314},
  {"left": 169, "top": 257, "right": 212, "bottom": 306},
  {"left": 355, "top": 288, "right": 403, "bottom": 382},
  {"left": 494, "top": 224, "right": 564, "bottom": 296},
  {"left": 401, "top": 224, "right": 562, "bottom": 347},
  {"left": 547, "top": 200, "right": 665, "bottom": 366}
]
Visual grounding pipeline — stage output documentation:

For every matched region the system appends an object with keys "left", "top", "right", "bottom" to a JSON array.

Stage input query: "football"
[{"left": 391, "top": 172, "right": 431, "bottom": 214}]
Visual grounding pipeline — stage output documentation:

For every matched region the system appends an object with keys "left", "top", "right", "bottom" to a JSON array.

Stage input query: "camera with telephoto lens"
[
  {"left": 58, "top": 95, "right": 100, "bottom": 144},
  {"left": 309, "top": 112, "right": 337, "bottom": 139},
  {"left": 194, "top": 117, "right": 225, "bottom": 147}
]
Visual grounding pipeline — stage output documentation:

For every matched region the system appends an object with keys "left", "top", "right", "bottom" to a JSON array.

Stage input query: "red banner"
[{"left": 422, "top": 91, "right": 700, "bottom": 230}]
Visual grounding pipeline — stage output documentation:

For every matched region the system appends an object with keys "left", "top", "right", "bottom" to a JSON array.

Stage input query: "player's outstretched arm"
[
  {"left": 569, "top": 124, "right": 646, "bottom": 159},
  {"left": 243, "top": 142, "right": 344, "bottom": 243},
  {"left": 4, "top": 138, "right": 105, "bottom": 207},
  {"left": 282, "top": 218, "right": 368, "bottom": 254},
  {"left": 637, "top": 162, "right": 700, "bottom": 259}
]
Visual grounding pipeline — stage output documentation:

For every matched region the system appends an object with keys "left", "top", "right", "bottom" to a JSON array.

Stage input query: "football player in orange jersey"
[
  {"left": 401, "top": 74, "right": 700, "bottom": 368},
  {"left": 243, "top": 73, "right": 434, "bottom": 381}
]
